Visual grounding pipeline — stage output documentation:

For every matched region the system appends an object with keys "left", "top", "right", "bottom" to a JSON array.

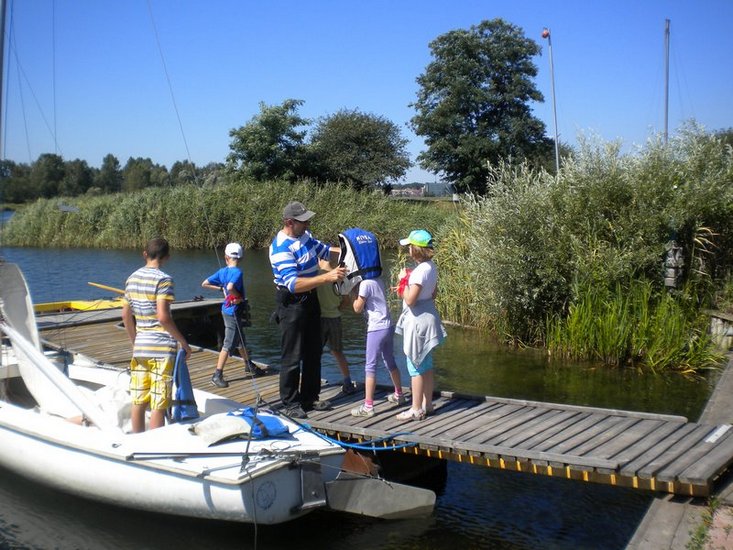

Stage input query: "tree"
[
  {"left": 170, "top": 160, "right": 198, "bottom": 186},
  {"left": 309, "top": 109, "right": 411, "bottom": 190},
  {"left": 0, "top": 160, "right": 34, "bottom": 203},
  {"left": 201, "top": 162, "right": 225, "bottom": 186},
  {"left": 59, "top": 159, "right": 94, "bottom": 196},
  {"left": 30, "top": 153, "right": 65, "bottom": 198},
  {"left": 410, "top": 18, "right": 552, "bottom": 194},
  {"left": 95, "top": 154, "right": 123, "bottom": 193},
  {"left": 122, "top": 157, "right": 156, "bottom": 192},
  {"left": 148, "top": 163, "right": 170, "bottom": 188},
  {"left": 227, "top": 99, "right": 309, "bottom": 182},
  {"left": 714, "top": 127, "right": 733, "bottom": 148}
]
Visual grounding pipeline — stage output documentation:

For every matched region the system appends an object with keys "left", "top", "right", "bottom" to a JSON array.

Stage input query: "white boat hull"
[{"left": 0, "top": 389, "right": 343, "bottom": 524}]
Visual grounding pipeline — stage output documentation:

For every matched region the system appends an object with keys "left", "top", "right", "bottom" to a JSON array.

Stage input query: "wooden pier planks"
[{"left": 39, "top": 315, "right": 733, "bottom": 497}]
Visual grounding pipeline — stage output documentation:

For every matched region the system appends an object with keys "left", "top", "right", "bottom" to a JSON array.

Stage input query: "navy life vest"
[{"left": 335, "top": 228, "right": 382, "bottom": 295}]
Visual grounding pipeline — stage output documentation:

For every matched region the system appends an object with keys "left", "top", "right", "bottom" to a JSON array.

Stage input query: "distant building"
[
  {"left": 422, "top": 181, "right": 452, "bottom": 197},
  {"left": 390, "top": 185, "right": 424, "bottom": 197},
  {"left": 390, "top": 181, "right": 453, "bottom": 198}
]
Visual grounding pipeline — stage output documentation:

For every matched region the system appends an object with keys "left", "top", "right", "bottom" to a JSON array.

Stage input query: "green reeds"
[
  {"left": 546, "top": 280, "right": 723, "bottom": 373},
  {"left": 1, "top": 179, "right": 453, "bottom": 251}
]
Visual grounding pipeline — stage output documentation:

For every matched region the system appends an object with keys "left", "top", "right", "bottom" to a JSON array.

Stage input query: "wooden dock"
[{"left": 38, "top": 311, "right": 733, "bottom": 498}]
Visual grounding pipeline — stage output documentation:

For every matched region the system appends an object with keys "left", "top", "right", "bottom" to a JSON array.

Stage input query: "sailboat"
[{"left": 0, "top": 262, "right": 347, "bottom": 524}]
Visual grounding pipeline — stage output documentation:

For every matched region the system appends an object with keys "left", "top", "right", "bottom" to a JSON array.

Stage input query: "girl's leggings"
[{"left": 365, "top": 326, "right": 398, "bottom": 376}]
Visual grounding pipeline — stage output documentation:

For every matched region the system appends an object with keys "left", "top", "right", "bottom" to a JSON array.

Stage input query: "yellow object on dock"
[
  {"left": 34, "top": 281, "right": 126, "bottom": 313},
  {"left": 34, "top": 297, "right": 125, "bottom": 313}
]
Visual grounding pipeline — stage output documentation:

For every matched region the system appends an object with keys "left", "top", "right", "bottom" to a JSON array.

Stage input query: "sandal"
[{"left": 395, "top": 408, "right": 425, "bottom": 421}]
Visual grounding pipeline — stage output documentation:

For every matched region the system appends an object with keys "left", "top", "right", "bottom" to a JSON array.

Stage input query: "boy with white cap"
[{"left": 202, "top": 242, "right": 260, "bottom": 388}]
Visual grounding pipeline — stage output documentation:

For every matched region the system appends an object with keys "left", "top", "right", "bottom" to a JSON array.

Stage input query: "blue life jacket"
[
  {"left": 227, "top": 407, "right": 290, "bottom": 439},
  {"left": 335, "top": 228, "right": 382, "bottom": 295}
]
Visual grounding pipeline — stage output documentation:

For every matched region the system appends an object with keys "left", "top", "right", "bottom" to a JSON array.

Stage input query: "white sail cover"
[
  {"left": 0, "top": 263, "right": 119, "bottom": 430},
  {"left": 0, "top": 262, "right": 41, "bottom": 350}
]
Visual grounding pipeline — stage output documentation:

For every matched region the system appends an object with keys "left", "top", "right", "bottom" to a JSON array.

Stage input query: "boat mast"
[
  {"left": 0, "top": 0, "right": 6, "bottom": 159},
  {"left": 664, "top": 18, "right": 670, "bottom": 145}
]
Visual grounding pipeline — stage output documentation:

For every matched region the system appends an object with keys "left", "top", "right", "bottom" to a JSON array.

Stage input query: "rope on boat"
[
  {"left": 314, "top": 431, "right": 418, "bottom": 452},
  {"left": 125, "top": 448, "right": 323, "bottom": 461},
  {"left": 271, "top": 409, "right": 419, "bottom": 452}
]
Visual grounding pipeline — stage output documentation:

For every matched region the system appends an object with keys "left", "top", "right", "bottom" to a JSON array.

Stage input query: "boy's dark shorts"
[{"left": 320, "top": 316, "right": 343, "bottom": 352}]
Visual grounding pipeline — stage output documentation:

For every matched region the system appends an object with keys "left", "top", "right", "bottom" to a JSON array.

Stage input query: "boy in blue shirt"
[{"left": 201, "top": 242, "right": 261, "bottom": 388}]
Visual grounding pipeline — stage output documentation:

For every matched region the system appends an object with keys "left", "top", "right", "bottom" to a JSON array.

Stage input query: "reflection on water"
[
  {"left": 433, "top": 328, "right": 711, "bottom": 420},
  {"left": 0, "top": 245, "right": 718, "bottom": 549}
]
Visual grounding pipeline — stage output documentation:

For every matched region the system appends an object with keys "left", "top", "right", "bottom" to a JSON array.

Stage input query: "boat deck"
[{"left": 38, "top": 311, "right": 733, "bottom": 497}]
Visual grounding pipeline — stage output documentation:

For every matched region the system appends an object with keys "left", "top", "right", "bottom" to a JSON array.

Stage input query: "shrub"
[
  {"left": 546, "top": 280, "right": 723, "bottom": 371},
  {"left": 437, "top": 125, "right": 733, "bottom": 371}
]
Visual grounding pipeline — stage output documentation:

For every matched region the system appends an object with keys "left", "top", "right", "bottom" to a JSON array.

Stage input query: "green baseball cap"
[{"left": 399, "top": 229, "right": 434, "bottom": 248}]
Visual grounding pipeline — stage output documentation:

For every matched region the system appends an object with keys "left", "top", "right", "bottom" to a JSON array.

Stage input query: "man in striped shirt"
[
  {"left": 269, "top": 201, "right": 346, "bottom": 418},
  {"left": 122, "top": 237, "right": 192, "bottom": 432}
]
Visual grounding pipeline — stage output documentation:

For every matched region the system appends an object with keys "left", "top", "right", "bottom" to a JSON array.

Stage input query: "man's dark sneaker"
[
  {"left": 211, "top": 371, "right": 229, "bottom": 388},
  {"left": 341, "top": 381, "right": 356, "bottom": 395},
  {"left": 303, "top": 399, "right": 331, "bottom": 412},
  {"left": 283, "top": 404, "right": 308, "bottom": 419}
]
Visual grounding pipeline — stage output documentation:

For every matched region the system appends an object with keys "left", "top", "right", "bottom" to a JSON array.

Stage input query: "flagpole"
[
  {"left": 664, "top": 19, "right": 670, "bottom": 145},
  {"left": 542, "top": 27, "right": 560, "bottom": 175}
]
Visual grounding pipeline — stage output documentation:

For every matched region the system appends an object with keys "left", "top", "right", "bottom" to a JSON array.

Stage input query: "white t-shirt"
[
  {"left": 358, "top": 278, "right": 392, "bottom": 332},
  {"left": 407, "top": 260, "right": 437, "bottom": 302}
]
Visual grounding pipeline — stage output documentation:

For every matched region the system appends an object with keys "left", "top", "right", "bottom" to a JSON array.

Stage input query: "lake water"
[{"left": 0, "top": 245, "right": 717, "bottom": 549}]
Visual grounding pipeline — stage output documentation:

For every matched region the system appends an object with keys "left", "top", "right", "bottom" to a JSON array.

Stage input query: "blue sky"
[{"left": 2, "top": 0, "right": 731, "bottom": 182}]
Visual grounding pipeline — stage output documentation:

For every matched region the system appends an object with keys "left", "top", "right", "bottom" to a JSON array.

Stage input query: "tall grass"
[
  {"left": 435, "top": 125, "right": 732, "bottom": 371},
  {"left": 546, "top": 281, "right": 723, "bottom": 372},
  {"left": 1, "top": 179, "right": 452, "bottom": 251}
]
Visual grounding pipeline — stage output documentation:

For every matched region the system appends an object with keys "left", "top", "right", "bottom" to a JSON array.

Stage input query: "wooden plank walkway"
[{"left": 38, "top": 312, "right": 733, "bottom": 497}]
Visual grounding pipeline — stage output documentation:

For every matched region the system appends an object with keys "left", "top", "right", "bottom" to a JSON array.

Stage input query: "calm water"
[{"left": 0, "top": 245, "right": 717, "bottom": 549}]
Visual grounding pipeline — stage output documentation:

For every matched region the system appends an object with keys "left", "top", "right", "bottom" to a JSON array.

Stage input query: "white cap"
[{"left": 224, "top": 242, "right": 243, "bottom": 259}]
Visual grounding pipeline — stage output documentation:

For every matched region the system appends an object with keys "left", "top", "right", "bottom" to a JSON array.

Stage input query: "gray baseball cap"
[{"left": 283, "top": 201, "right": 315, "bottom": 222}]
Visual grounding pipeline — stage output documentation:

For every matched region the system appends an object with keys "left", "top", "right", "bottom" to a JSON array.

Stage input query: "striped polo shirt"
[
  {"left": 269, "top": 230, "right": 330, "bottom": 293},
  {"left": 124, "top": 266, "right": 177, "bottom": 358}
]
